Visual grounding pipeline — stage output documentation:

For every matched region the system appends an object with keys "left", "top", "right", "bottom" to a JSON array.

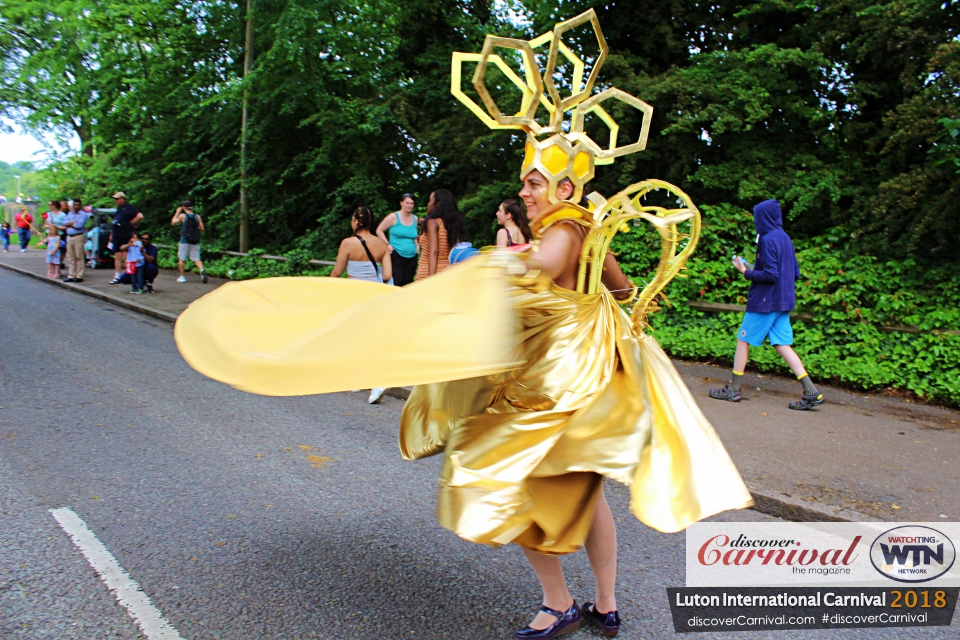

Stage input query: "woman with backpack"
[{"left": 171, "top": 200, "right": 207, "bottom": 284}]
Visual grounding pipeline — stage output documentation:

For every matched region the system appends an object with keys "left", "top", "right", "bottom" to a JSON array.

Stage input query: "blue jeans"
[
  {"left": 18, "top": 228, "right": 30, "bottom": 250},
  {"left": 2, "top": 236, "right": 9, "bottom": 251},
  {"left": 121, "top": 264, "right": 157, "bottom": 286},
  {"left": 130, "top": 265, "right": 144, "bottom": 291}
]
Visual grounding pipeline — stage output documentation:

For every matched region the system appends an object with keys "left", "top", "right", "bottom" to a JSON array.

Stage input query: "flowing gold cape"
[
  {"left": 175, "top": 254, "right": 753, "bottom": 553},
  {"left": 174, "top": 257, "right": 522, "bottom": 395}
]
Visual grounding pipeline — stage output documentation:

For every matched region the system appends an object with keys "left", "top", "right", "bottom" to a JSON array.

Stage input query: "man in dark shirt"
[
  {"left": 119, "top": 232, "right": 159, "bottom": 291},
  {"left": 108, "top": 191, "right": 143, "bottom": 284}
]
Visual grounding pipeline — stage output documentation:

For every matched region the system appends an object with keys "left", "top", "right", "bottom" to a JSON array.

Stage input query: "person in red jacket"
[{"left": 14, "top": 207, "right": 33, "bottom": 252}]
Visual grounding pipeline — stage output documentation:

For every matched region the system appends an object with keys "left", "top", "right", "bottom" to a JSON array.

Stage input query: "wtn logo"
[
  {"left": 880, "top": 543, "right": 945, "bottom": 566},
  {"left": 870, "top": 526, "right": 957, "bottom": 583}
]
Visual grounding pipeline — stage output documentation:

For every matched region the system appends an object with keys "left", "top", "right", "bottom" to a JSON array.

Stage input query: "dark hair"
[
  {"left": 73, "top": 197, "right": 82, "bottom": 205},
  {"left": 182, "top": 200, "right": 194, "bottom": 208},
  {"left": 400, "top": 193, "right": 415, "bottom": 203},
  {"left": 352, "top": 206, "right": 375, "bottom": 233},
  {"left": 428, "top": 189, "right": 467, "bottom": 247},
  {"left": 501, "top": 199, "right": 532, "bottom": 243}
]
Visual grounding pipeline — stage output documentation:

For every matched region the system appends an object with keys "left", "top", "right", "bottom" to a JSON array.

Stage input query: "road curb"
[
  {"left": 385, "top": 387, "right": 412, "bottom": 401},
  {"left": 0, "top": 261, "right": 179, "bottom": 324},
  {"left": 0, "top": 264, "right": 896, "bottom": 525},
  {"left": 749, "top": 490, "right": 880, "bottom": 523}
]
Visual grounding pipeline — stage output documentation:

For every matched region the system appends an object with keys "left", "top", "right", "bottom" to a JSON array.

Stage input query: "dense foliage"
[
  {"left": 2, "top": 0, "right": 958, "bottom": 400},
  {"left": 2, "top": 0, "right": 957, "bottom": 258}
]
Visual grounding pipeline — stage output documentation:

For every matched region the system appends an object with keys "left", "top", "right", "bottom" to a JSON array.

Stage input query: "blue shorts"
[{"left": 738, "top": 311, "right": 793, "bottom": 347}]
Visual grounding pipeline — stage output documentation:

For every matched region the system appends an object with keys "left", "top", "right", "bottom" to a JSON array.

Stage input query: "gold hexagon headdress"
[
  {"left": 452, "top": 9, "right": 652, "bottom": 205},
  {"left": 452, "top": 9, "right": 702, "bottom": 334}
]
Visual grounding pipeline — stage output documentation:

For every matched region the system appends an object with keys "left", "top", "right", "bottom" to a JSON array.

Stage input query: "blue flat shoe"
[
  {"left": 514, "top": 601, "right": 581, "bottom": 639},
  {"left": 582, "top": 602, "right": 621, "bottom": 637}
]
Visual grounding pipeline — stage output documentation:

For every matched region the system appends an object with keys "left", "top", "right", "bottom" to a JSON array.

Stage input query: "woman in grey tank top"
[{"left": 330, "top": 207, "right": 393, "bottom": 284}]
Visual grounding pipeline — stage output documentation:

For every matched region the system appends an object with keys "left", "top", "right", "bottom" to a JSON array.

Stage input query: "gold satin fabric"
[
  {"left": 174, "top": 259, "right": 521, "bottom": 396},
  {"left": 174, "top": 253, "right": 752, "bottom": 555},
  {"left": 400, "top": 267, "right": 753, "bottom": 553}
]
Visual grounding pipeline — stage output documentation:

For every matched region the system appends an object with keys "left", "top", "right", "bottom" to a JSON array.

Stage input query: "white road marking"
[{"left": 49, "top": 507, "right": 186, "bottom": 640}]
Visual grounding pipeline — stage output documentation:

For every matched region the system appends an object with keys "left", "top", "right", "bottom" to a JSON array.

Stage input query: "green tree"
[
  {"left": 0, "top": 1, "right": 109, "bottom": 155},
  {"left": 3, "top": 0, "right": 955, "bottom": 263}
]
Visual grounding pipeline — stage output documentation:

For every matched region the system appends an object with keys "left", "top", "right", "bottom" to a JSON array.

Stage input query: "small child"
[
  {"left": 121, "top": 232, "right": 145, "bottom": 294},
  {"left": 1, "top": 222, "right": 10, "bottom": 252},
  {"left": 86, "top": 226, "right": 100, "bottom": 266},
  {"left": 45, "top": 224, "right": 61, "bottom": 277}
]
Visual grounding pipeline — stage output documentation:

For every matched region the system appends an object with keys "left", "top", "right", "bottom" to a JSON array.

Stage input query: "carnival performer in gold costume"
[{"left": 175, "top": 10, "right": 752, "bottom": 639}]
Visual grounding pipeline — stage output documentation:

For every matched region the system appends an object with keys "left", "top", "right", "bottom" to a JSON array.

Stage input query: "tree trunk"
[
  {"left": 72, "top": 118, "right": 94, "bottom": 157},
  {"left": 239, "top": 0, "right": 255, "bottom": 252}
]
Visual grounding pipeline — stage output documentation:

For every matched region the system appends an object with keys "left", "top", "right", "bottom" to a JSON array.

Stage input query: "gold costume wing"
[{"left": 174, "top": 257, "right": 522, "bottom": 396}]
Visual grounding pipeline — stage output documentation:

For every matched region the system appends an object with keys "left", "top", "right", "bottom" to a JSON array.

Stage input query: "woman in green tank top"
[{"left": 376, "top": 193, "right": 420, "bottom": 286}]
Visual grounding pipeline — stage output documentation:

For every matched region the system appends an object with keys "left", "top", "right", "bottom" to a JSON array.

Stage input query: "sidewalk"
[
  {"left": 3, "top": 246, "right": 959, "bottom": 524},
  {"left": 0, "top": 245, "right": 227, "bottom": 321}
]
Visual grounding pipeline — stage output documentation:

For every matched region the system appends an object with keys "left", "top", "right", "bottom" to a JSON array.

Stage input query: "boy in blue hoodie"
[{"left": 709, "top": 199, "right": 824, "bottom": 410}]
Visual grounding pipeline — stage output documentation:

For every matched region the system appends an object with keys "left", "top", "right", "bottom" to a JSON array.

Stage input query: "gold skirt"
[
  {"left": 400, "top": 270, "right": 753, "bottom": 553},
  {"left": 174, "top": 255, "right": 753, "bottom": 555}
]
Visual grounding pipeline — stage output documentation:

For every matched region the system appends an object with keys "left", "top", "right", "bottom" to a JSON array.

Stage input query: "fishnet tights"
[
  {"left": 521, "top": 486, "right": 619, "bottom": 629},
  {"left": 585, "top": 488, "right": 618, "bottom": 613}
]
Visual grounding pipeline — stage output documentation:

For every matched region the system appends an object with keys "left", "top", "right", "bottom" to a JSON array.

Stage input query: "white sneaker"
[
  {"left": 368, "top": 387, "right": 387, "bottom": 404},
  {"left": 177, "top": 276, "right": 187, "bottom": 283}
]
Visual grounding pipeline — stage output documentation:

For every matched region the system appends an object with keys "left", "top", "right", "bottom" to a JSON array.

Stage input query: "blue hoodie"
[{"left": 744, "top": 200, "right": 801, "bottom": 313}]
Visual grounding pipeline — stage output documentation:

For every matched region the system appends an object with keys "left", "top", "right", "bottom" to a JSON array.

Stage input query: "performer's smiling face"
[{"left": 519, "top": 170, "right": 574, "bottom": 220}]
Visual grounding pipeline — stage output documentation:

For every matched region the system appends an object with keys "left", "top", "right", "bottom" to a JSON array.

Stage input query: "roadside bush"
[{"left": 155, "top": 247, "right": 332, "bottom": 279}]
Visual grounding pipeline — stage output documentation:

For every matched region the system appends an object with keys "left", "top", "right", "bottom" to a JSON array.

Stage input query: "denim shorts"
[{"left": 738, "top": 311, "right": 793, "bottom": 347}]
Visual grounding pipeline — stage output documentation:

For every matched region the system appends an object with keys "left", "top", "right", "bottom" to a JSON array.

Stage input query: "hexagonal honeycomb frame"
[
  {"left": 450, "top": 8, "right": 653, "bottom": 202},
  {"left": 450, "top": 9, "right": 703, "bottom": 332}
]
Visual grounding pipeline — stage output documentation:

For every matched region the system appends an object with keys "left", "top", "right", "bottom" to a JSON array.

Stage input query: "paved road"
[
  {"left": 2, "top": 269, "right": 957, "bottom": 639},
  {"left": 7, "top": 244, "right": 960, "bottom": 524},
  {"left": 7, "top": 245, "right": 960, "bottom": 525}
]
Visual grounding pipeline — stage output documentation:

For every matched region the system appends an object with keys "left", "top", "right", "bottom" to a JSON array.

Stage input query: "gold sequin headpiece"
[{"left": 451, "top": 9, "right": 652, "bottom": 204}]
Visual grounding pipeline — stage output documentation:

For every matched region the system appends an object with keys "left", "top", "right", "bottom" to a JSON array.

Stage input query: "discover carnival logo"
[
  {"left": 697, "top": 533, "right": 862, "bottom": 570},
  {"left": 869, "top": 526, "right": 956, "bottom": 583}
]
